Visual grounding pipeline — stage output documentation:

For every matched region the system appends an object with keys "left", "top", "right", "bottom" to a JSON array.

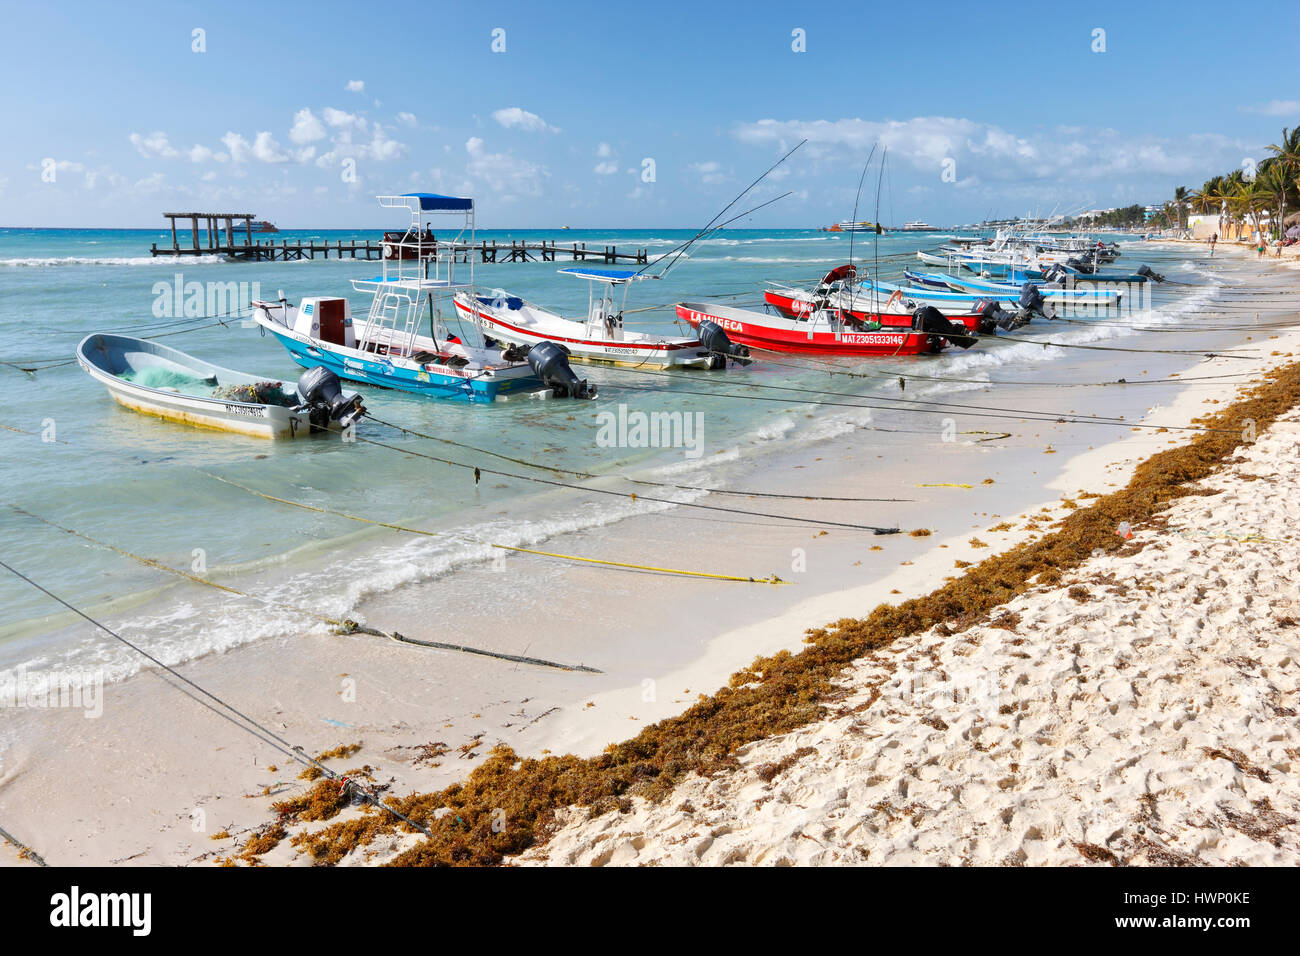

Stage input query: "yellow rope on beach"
[
  {"left": 490, "top": 544, "right": 786, "bottom": 584},
  {"left": 915, "top": 483, "right": 974, "bottom": 489},
  {"left": 202, "top": 472, "right": 786, "bottom": 585}
]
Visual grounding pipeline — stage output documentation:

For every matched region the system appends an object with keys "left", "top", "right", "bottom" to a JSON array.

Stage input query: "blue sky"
[{"left": 1, "top": 0, "right": 1297, "bottom": 228}]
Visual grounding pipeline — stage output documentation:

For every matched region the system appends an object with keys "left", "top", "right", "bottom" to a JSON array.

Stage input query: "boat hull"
[
  {"left": 453, "top": 297, "right": 718, "bottom": 369},
  {"left": 762, "top": 290, "right": 982, "bottom": 332},
  {"left": 677, "top": 302, "right": 944, "bottom": 356},
  {"left": 941, "top": 273, "right": 1123, "bottom": 303},
  {"left": 261, "top": 323, "right": 538, "bottom": 402}
]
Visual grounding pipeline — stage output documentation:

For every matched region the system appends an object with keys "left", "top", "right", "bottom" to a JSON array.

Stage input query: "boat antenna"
[
  {"left": 846, "top": 142, "right": 879, "bottom": 274},
  {"left": 640, "top": 138, "right": 807, "bottom": 277},
  {"left": 872, "top": 147, "right": 887, "bottom": 313}
]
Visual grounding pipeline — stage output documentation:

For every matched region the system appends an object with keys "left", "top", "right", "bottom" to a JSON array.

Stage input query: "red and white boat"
[
  {"left": 675, "top": 300, "right": 977, "bottom": 357},
  {"left": 764, "top": 264, "right": 986, "bottom": 333},
  {"left": 762, "top": 288, "right": 985, "bottom": 333}
]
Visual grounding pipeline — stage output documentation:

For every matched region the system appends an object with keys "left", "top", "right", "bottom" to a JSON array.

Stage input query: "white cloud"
[
  {"left": 465, "top": 136, "right": 547, "bottom": 199},
  {"left": 289, "top": 108, "right": 326, "bottom": 144},
  {"left": 133, "top": 172, "right": 166, "bottom": 193},
  {"left": 250, "top": 131, "right": 289, "bottom": 163},
  {"left": 128, "top": 131, "right": 178, "bottom": 159},
  {"left": 322, "top": 107, "right": 366, "bottom": 131},
  {"left": 733, "top": 116, "right": 1251, "bottom": 184},
  {"left": 222, "top": 131, "right": 294, "bottom": 164},
  {"left": 364, "top": 124, "right": 405, "bottom": 161},
  {"left": 593, "top": 142, "right": 618, "bottom": 174},
  {"left": 1242, "top": 100, "right": 1300, "bottom": 116},
  {"left": 688, "top": 160, "right": 726, "bottom": 184},
  {"left": 346, "top": 79, "right": 365, "bottom": 92},
  {"left": 492, "top": 107, "right": 561, "bottom": 133},
  {"left": 397, "top": 111, "right": 418, "bottom": 127},
  {"left": 222, "top": 132, "right": 251, "bottom": 163}
]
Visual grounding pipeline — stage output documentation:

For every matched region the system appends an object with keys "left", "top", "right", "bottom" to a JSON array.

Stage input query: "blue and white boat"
[
  {"left": 252, "top": 193, "right": 592, "bottom": 402},
  {"left": 930, "top": 272, "right": 1125, "bottom": 304}
]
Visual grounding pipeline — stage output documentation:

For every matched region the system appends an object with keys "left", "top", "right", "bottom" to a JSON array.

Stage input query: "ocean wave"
[{"left": 0, "top": 485, "right": 716, "bottom": 685}]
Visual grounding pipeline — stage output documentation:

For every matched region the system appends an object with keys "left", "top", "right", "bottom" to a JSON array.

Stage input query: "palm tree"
[
  {"left": 1256, "top": 160, "right": 1290, "bottom": 241},
  {"left": 1172, "top": 185, "right": 1189, "bottom": 231},
  {"left": 1226, "top": 176, "right": 1271, "bottom": 243},
  {"left": 1191, "top": 175, "right": 1227, "bottom": 235},
  {"left": 1222, "top": 169, "right": 1249, "bottom": 238},
  {"left": 1265, "top": 126, "right": 1300, "bottom": 235}
]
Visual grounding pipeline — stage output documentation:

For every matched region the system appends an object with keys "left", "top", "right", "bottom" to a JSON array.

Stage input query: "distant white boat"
[{"left": 900, "top": 220, "right": 940, "bottom": 231}]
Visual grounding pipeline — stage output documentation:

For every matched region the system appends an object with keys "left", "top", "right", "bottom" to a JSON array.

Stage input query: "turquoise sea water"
[{"left": 0, "top": 225, "right": 1241, "bottom": 683}]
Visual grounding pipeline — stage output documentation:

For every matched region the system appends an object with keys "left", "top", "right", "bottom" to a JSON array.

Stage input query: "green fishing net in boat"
[
  {"left": 212, "top": 381, "right": 299, "bottom": 406},
  {"left": 121, "top": 366, "right": 218, "bottom": 396}
]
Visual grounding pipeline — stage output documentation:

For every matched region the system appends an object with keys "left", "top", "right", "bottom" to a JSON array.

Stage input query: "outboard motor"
[
  {"left": 972, "top": 298, "right": 1029, "bottom": 334},
  {"left": 1064, "top": 256, "right": 1095, "bottom": 275},
  {"left": 911, "top": 306, "right": 977, "bottom": 349},
  {"left": 1018, "top": 282, "right": 1052, "bottom": 319},
  {"left": 525, "top": 340, "right": 596, "bottom": 399},
  {"left": 1135, "top": 264, "right": 1165, "bottom": 283},
  {"left": 297, "top": 366, "right": 365, "bottom": 430},
  {"left": 696, "top": 319, "right": 752, "bottom": 368},
  {"left": 1041, "top": 263, "right": 1072, "bottom": 286}
]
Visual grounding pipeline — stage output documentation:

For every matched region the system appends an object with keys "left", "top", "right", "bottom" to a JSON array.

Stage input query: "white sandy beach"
[{"left": 514, "top": 408, "right": 1300, "bottom": 865}]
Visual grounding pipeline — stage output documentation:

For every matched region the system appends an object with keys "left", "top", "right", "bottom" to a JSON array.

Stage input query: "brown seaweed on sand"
[{"left": 241, "top": 362, "right": 1300, "bottom": 867}]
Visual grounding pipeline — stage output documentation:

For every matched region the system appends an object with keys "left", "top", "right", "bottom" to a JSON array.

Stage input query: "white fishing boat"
[
  {"left": 453, "top": 267, "right": 750, "bottom": 370},
  {"left": 77, "top": 333, "right": 364, "bottom": 439}
]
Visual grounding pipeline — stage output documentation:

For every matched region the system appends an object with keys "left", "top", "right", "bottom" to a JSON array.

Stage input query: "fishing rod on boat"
[
  {"left": 845, "top": 144, "right": 879, "bottom": 277},
  {"left": 871, "top": 149, "right": 887, "bottom": 314},
  {"left": 632, "top": 192, "right": 797, "bottom": 279},
  {"left": 640, "top": 138, "right": 808, "bottom": 278}
]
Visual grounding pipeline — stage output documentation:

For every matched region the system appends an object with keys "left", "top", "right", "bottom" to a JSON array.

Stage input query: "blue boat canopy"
[
  {"left": 558, "top": 267, "right": 644, "bottom": 283},
  {"left": 402, "top": 192, "right": 474, "bottom": 211}
]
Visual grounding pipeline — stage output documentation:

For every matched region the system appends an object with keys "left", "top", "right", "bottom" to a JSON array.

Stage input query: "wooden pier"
[{"left": 149, "top": 212, "right": 648, "bottom": 265}]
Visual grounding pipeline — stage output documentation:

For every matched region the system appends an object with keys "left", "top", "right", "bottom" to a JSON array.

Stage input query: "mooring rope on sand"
[
  {"left": 363, "top": 413, "right": 910, "bottom": 503},
  {"left": 0, "top": 823, "right": 48, "bottom": 866},
  {"left": 0, "top": 557, "right": 436, "bottom": 844},
  {"left": 201, "top": 472, "right": 786, "bottom": 585},
  {"left": 356, "top": 436, "right": 902, "bottom": 535},
  {"left": 8, "top": 505, "right": 600, "bottom": 674}
]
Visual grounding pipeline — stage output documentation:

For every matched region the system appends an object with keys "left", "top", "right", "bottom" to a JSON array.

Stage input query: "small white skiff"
[{"left": 77, "top": 333, "right": 364, "bottom": 439}]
